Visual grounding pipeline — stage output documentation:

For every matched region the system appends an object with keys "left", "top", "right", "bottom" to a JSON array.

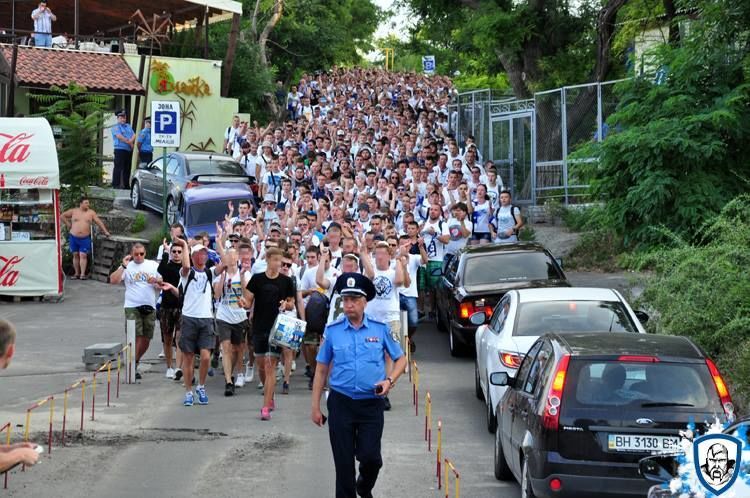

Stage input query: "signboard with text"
[
  {"left": 0, "top": 241, "right": 59, "bottom": 296},
  {"left": 0, "top": 118, "right": 60, "bottom": 189},
  {"left": 422, "top": 55, "right": 436, "bottom": 74},
  {"left": 151, "top": 101, "right": 181, "bottom": 148}
]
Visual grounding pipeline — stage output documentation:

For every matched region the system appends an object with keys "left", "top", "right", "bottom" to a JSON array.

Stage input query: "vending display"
[{"left": 0, "top": 189, "right": 55, "bottom": 241}]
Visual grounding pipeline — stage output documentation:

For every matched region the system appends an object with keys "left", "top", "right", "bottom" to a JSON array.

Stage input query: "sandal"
[{"left": 71, "top": 275, "right": 79, "bottom": 280}]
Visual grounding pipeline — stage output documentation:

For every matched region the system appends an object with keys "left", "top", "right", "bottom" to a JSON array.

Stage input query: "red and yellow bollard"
[
  {"left": 1, "top": 421, "right": 10, "bottom": 488},
  {"left": 412, "top": 361, "right": 419, "bottom": 416},
  {"left": 91, "top": 361, "right": 111, "bottom": 421},
  {"left": 424, "top": 392, "right": 432, "bottom": 451},
  {"left": 444, "top": 458, "right": 460, "bottom": 498},
  {"left": 23, "top": 395, "right": 54, "bottom": 469},
  {"left": 62, "top": 379, "right": 85, "bottom": 446},
  {"left": 437, "top": 419, "right": 443, "bottom": 488}
]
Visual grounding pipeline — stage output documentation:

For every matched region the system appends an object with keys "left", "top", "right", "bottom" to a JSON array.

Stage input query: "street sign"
[
  {"left": 151, "top": 100, "right": 181, "bottom": 148},
  {"left": 422, "top": 55, "right": 436, "bottom": 74}
]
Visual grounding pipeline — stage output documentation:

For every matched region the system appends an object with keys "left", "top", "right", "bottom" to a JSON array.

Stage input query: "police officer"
[{"left": 311, "top": 272, "right": 407, "bottom": 498}]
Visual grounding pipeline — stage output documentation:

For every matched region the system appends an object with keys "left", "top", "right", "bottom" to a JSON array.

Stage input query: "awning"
[
  {"left": 0, "top": 117, "right": 60, "bottom": 189},
  {"left": 0, "top": 44, "right": 145, "bottom": 95}
]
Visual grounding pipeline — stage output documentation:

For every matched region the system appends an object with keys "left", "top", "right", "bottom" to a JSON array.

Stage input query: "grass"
[{"left": 131, "top": 213, "right": 147, "bottom": 234}]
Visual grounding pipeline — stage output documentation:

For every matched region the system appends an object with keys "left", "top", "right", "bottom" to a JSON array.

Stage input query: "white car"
[{"left": 473, "top": 287, "right": 649, "bottom": 433}]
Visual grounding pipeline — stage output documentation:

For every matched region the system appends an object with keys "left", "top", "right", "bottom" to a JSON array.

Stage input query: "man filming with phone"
[{"left": 310, "top": 273, "right": 406, "bottom": 498}]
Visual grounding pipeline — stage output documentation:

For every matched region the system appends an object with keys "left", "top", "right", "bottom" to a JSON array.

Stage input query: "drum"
[{"left": 269, "top": 313, "right": 307, "bottom": 352}]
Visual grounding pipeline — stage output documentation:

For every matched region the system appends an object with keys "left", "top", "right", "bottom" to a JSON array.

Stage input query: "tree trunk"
[
  {"left": 595, "top": 0, "right": 629, "bottom": 82},
  {"left": 194, "top": 11, "right": 205, "bottom": 48},
  {"left": 258, "top": 0, "right": 283, "bottom": 67},
  {"left": 663, "top": 0, "right": 680, "bottom": 45},
  {"left": 222, "top": 13, "right": 241, "bottom": 97}
]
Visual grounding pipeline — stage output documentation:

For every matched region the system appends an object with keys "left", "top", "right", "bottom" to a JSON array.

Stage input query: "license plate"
[{"left": 607, "top": 434, "right": 680, "bottom": 452}]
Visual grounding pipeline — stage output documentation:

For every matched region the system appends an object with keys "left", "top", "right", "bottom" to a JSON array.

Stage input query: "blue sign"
[
  {"left": 422, "top": 55, "right": 435, "bottom": 74},
  {"left": 154, "top": 111, "right": 177, "bottom": 134},
  {"left": 150, "top": 100, "right": 181, "bottom": 148}
]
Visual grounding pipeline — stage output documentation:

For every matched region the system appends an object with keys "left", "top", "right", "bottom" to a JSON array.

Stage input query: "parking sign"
[
  {"left": 422, "top": 55, "right": 435, "bottom": 74},
  {"left": 151, "top": 100, "right": 181, "bottom": 148}
]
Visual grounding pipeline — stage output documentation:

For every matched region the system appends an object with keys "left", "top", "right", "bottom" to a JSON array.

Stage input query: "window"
[
  {"left": 167, "top": 157, "right": 181, "bottom": 176},
  {"left": 462, "top": 251, "right": 563, "bottom": 285},
  {"left": 523, "top": 341, "right": 553, "bottom": 395},
  {"left": 150, "top": 158, "right": 164, "bottom": 172},
  {"left": 446, "top": 256, "right": 459, "bottom": 283},
  {"left": 515, "top": 341, "right": 542, "bottom": 390},
  {"left": 186, "top": 159, "right": 245, "bottom": 177},
  {"left": 569, "top": 361, "right": 719, "bottom": 410},
  {"left": 513, "top": 300, "right": 638, "bottom": 336},
  {"left": 187, "top": 198, "right": 252, "bottom": 226},
  {"left": 490, "top": 295, "right": 511, "bottom": 334}
]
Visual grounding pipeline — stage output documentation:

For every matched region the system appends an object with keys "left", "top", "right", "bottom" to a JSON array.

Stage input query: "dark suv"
[
  {"left": 490, "top": 333, "right": 735, "bottom": 498},
  {"left": 435, "top": 242, "right": 568, "bottom": 356}
]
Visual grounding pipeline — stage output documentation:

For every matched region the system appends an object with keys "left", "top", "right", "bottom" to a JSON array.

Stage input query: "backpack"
[
  {"left": 305, "top": 291, "right": 330, "bottom": 334},
  {"left": 178, "top": 268, "right": 214, "bottom": 309}
]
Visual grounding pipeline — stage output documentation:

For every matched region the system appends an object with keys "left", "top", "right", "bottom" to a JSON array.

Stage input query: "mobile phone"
[
  {"left": 375, "top": 384, "right": 384, "bottom": 395},
  {"left": 322, "top": 414, "right": 327, "bottom": 425}
]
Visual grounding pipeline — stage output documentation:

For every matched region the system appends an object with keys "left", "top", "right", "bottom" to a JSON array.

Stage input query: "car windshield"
[
  {"left": 462, "top": 252, "right": 562, "bottom": 285},
  {"left": 513, "top": 301, "right": 638, "bottom": 336},
  {"left": 569, "top": 361, "right": 717, "bottom": 410},
  {"left": 186, "top": 159, "right": 245, "bottom": 177},
  {"left": 187, "top": 198, "right": 250, "bottom": 226}
]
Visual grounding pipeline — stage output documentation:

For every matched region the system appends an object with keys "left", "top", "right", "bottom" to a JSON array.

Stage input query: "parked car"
[
  {"left": 130, "top": 151, "right": 253, "bottom": 224},
  {"left": 473, "top": 287, "right": 649, "bottom": 433},
  {"left": 179, "top": 183, "right": 255, "bottom": 243},
  {"left": 434, "top": 242, "right": 569, "bottom": 357},
  {"left": 490, "top": 332, "right": 735, "bottom": 498}
]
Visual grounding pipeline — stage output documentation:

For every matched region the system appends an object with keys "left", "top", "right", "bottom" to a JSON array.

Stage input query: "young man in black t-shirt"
[{"left": 241, "top": 247, "right": 296, "bottom": 421}]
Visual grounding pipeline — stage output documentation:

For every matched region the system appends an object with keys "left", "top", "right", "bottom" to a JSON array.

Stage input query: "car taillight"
[
  {"left": 542, "top": 354, "right": 570, "bottom": 430},
  {"left": 458, "top": 301, "right": 494, "bottom": 320},
  {"left": 706, "top": 359, "right": 734, "bottom": 418},
  {"left": 185, "top": 181, "right": 201, "bottom": 189},
  {"left": 499, "top": 351, "right": 523, "bottom": 369}
]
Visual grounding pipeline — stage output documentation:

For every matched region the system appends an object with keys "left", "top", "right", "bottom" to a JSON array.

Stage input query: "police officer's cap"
[
  {"left": 116, "top": 109, "right": 128, "bottom": 117},
  {"left": 338, "top": 272, "right": 376, "bottom": 301}
]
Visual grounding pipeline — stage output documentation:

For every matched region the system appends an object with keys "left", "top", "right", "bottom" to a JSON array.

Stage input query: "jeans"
[
  {"left": 33, "top": 33, "right": 52, "bottom": 48},
  {"left": 399, "top": 294, "right": 418, "bottom": 330}
]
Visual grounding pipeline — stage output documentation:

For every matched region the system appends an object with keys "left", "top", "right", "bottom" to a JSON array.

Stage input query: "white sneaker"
[
  {"left": 158, "top": 348, "right": 165, "bottom": 359},
  {"left": 235, "top": 373, "right": 245, "bottom": 388},
  {"left": 276, "top": 364, "right": 283, "bottom": 380},
  {"left": 291, "top": 360, "right": 297, "bottom": 372},
  {"left": 257, "top": 381, "right": 264, "bottom": 389},
  {"left": 246, "top": 366, "right": 255, "bottom": 383},
  {"left": 166, "top": 368, "right": 175, "bottom": 379}
]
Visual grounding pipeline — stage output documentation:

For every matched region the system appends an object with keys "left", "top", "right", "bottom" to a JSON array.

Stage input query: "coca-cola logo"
[
  {"left": 19, "top": 176, "right": 49, "bottom": 186},
  {"left": 0, "top": 133, "right": 33, "bottom": 164},
  {"left": 0, "top": 256, "right": 23, "bottom": 287}
]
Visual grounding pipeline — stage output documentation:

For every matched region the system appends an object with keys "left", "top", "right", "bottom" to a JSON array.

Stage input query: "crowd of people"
[{"left": 109, "top": 67, "right": 524, "bottom": 419}]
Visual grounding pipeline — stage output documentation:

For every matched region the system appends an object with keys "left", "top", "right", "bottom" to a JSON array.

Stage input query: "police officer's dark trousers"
[{"left": 327, "top": 389, "right": 385, "bottom": 498}]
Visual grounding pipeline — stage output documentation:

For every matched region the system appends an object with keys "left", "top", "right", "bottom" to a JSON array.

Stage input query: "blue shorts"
[{"left": 69, "top": 234, "right": 92, "bottom": 254}]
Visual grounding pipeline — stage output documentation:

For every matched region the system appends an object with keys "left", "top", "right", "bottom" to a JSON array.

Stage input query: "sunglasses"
[
  {"left": 230, "top": 239, "right": 239, "bottom": 243},
  {"left": 171, "top": 250, "right": 183, "bottom": 254},
  {"left": 388, "top": 243, "right": 398, "bottom": 247},
  {"left": 281, "top": 262, "right": 293, "bottom": 268},
  {"left": 134, "top": 252, "right": 145, "bottom": 256}
]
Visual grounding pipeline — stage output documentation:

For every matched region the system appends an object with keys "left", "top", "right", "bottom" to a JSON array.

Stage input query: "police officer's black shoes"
[{"left": 383, "top": 396, "right": 391, "bottom": 411}]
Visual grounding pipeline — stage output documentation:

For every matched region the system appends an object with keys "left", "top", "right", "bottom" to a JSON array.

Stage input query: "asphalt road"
[{"left": 0, "top": 271, "right": 635, "bottom": 497}]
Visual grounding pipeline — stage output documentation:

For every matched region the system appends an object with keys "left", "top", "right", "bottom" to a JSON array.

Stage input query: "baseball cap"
[
  {"left": 263, "top": 193, "right": 277, "bottom": 204},
  {"left": 191, "top": 244, "right": 208, "bottom": 255}
]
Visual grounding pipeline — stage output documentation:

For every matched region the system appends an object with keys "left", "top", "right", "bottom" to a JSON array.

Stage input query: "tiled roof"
[{"left": 0, "top": 44, "right": 144, "bottom": 95}]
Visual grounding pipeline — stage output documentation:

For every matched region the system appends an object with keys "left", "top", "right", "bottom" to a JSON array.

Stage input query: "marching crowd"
[{"left": 110, "top": 67, "right": 525, "bottom": 421}]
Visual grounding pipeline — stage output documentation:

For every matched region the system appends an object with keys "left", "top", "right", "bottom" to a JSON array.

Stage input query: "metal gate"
[{"left": 489, "top": 101, "right": 535, "bottom": 205}]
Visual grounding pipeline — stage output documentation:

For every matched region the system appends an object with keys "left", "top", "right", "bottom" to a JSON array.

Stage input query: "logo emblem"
[
  {"left": 636, "top": 418, "right": 654, "bottom": 425},
  {"left": 346, "top": 277, "right": 355, "bottom": 288},
  {"left": 694, "top": 433, "right": 742, "bottom": 495}
]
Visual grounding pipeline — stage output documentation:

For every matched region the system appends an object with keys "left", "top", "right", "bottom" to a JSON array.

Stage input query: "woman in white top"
[{"left": 469, "top": 184, "right": 493, "bottom": 245}]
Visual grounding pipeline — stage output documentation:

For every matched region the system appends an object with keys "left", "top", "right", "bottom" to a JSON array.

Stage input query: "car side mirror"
[
  {"left": 469, "top": 311, "right": 487, "bottom": 326},
  {"left": 634, "top": 310, "right": 649, "bottom": 324},
  {"left": 555, "top": 257, "right": 563, "bottom": 269},
  {"left": 490, "top": 372, "right": 513, "bottom": 387},
  {"left": 638, "top": 455, "right": 678, "bottom": 484}
]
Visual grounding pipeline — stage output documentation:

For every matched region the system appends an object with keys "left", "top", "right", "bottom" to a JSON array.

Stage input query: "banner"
[
  {"left": 422, "top": 55, "right": 436, "bottom": 74},
  {"left": 0, "top": 118, "right": 60, "bottom": 189},
  {"left": 0, "top": 240, "right": 59, "bottom": 296}
]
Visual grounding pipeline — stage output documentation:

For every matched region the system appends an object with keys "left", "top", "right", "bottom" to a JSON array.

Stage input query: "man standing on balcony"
[{"left": 30, "top": 1, "right": 56, "bottom": 48}]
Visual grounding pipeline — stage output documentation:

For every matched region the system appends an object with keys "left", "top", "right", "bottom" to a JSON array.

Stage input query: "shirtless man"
[{"left": 61, "top": 196, "right": 111, "bottom": 280}]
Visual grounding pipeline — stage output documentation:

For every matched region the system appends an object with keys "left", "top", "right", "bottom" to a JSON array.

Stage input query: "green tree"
[
  {"left": 582, "top": 0, "right": 750, "bottom": 248},
  {"left": 29, "top": 83, "right": 112, "bottom": 206}
]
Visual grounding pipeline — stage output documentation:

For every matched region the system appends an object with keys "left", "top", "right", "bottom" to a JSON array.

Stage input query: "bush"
[
  {"left": 148, "top": 231, "right": 169, "bottom": 260},
  {"left": 131, "top": 213, "right": 146, "bottom": 234},
  {"left": 637, "top": 195, "right": 750, "bottom": 410}
]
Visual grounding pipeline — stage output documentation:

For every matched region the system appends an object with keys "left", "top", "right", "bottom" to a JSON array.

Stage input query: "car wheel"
[
  {"left": 474, "top": 359, "right": 484, "bottom": 400},
  {"left": 130, "top": 181, "right": 142, "bottom": 209},
  {"left": 448, "top": 323, "right": 467, "bottom": 357},
  {"left": 520, "top": 457, "right": 536, "bottom": 498},
  {"left": 486, "top": 387, "right": 497, "bottom": 433},
  {"left": 167, "top": 196, "right": 178, "bottom": 224},
  {"left": 494, "top": 423, "right": 513, "bottom": 481}
]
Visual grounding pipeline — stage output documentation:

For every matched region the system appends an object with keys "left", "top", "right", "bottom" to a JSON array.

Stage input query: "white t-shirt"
[
  {"left": 299, "top": 264, "right": 321, "bottom": 303},
  {"left": 443, "top": 217, "right": 473, "bottom": 255},
  {"left": 472, "top": 200, "right": 492, "bottom": 233},
  {"left": 366, "top": 267, "right": 401, "bottom": 323},
  {"left": 123, "top": 260, "right": 161, "bottom": 308},
  {"left": 179, "top": 267, "right": 216, "bottom": 319},
  {"left": 215, "top": 270, "right": 250, "bottom": 324},
  {"left": 399, "top": 254, "right": 422, "bottom": 298},
  {"left": 421, "top": 219, "right": 445, "bottom": 262}
]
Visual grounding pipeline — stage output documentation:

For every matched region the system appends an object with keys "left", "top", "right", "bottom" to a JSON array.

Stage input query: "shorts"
[
  {"left": 217, "top": 320, "right": 245, "bottom": 345},
  {"left": 69, "top": 234, "right": 92, "bottom": 254},
  {"left": 125, "top": 307, "right": 156, "bottom": 340},
  {"left": 252, "top": 330, "right": 281, "bottom": 358},
  {"left": 399, "top": 294, "right": 418, "bottom": 330},
  {"left": 179, "top": 316, "right": 216, "bottom": 354},
  {"left": 303, "top": 325, "right": 322, "bottom": 346},
  {"left": 471, "top": 232, "right": 492, "bottom": 242},
  {"left": 159, "top": 308, "right": 181, "bottom": 342},
  {"left": 243, "top": 319, "right": 253, "bottom": 348},
  {"left": 496, "top": 235, "right": 519, "bottom": 244},
  {"left": 418, "top": 261, "right": 442, "bottom": 291}
]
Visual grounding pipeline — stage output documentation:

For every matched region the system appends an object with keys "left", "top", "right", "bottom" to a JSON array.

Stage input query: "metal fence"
[{"left": 450, "top": 79, "right": 628, "bottom": 205}]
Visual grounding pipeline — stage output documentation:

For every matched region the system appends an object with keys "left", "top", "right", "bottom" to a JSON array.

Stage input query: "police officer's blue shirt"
[
  {"left": 138, "top": 128, "right": 153, "bottom": 153},
  {"left": 112, "top": 123, "right": 135, "bottom": 151},
  {"left": 317, "top": 314, "right": 404, "bottom": 400}
]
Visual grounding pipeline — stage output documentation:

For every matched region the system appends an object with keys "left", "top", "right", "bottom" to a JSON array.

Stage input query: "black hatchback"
[{"left": 490, "top": 333, "right": 735, "bottom": 498}]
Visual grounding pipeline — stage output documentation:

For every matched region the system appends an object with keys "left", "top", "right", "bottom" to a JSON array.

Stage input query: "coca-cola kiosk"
[{"left": 0, "top": 118, "right": 63, "bottom": 297}]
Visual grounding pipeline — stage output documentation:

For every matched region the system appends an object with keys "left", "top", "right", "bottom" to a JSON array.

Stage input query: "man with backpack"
[
  {"left": 419, "top": 204, "right": 446, "bottom": 320},
  {"left": 298, "top": 246, "right": 328, "bottom": 389},
  {"left": 490, "top": 190, "right": 523, "bottom": 243}
]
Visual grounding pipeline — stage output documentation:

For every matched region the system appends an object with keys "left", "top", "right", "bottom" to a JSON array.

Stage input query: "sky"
[{"left": 366, "top": 0, "right": 411, "bottom": 61}]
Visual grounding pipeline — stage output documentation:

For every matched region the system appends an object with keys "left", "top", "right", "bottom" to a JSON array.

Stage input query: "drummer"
[
  {"left": 310, "top": 273, "right": 407, "bottom": 498},
  {"left": 240, "top": 247, "right": 296, "bottom": 421}
]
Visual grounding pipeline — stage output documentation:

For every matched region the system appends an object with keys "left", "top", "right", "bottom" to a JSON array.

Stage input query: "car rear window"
[
  {"left": 188, "top": 198, "right": 250, "bottom": 226},
  {"left": 567, "top": 361, "right": 718, "bottom": 410},
  {"left": 186, "top": 159, "right": 245, "bottom": 177},
  {"left": 513, "top": 301, "right": 638, "bottom": 336},
  {"left": 462, "top": 252, "right": 562, "bottom": 285}
]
